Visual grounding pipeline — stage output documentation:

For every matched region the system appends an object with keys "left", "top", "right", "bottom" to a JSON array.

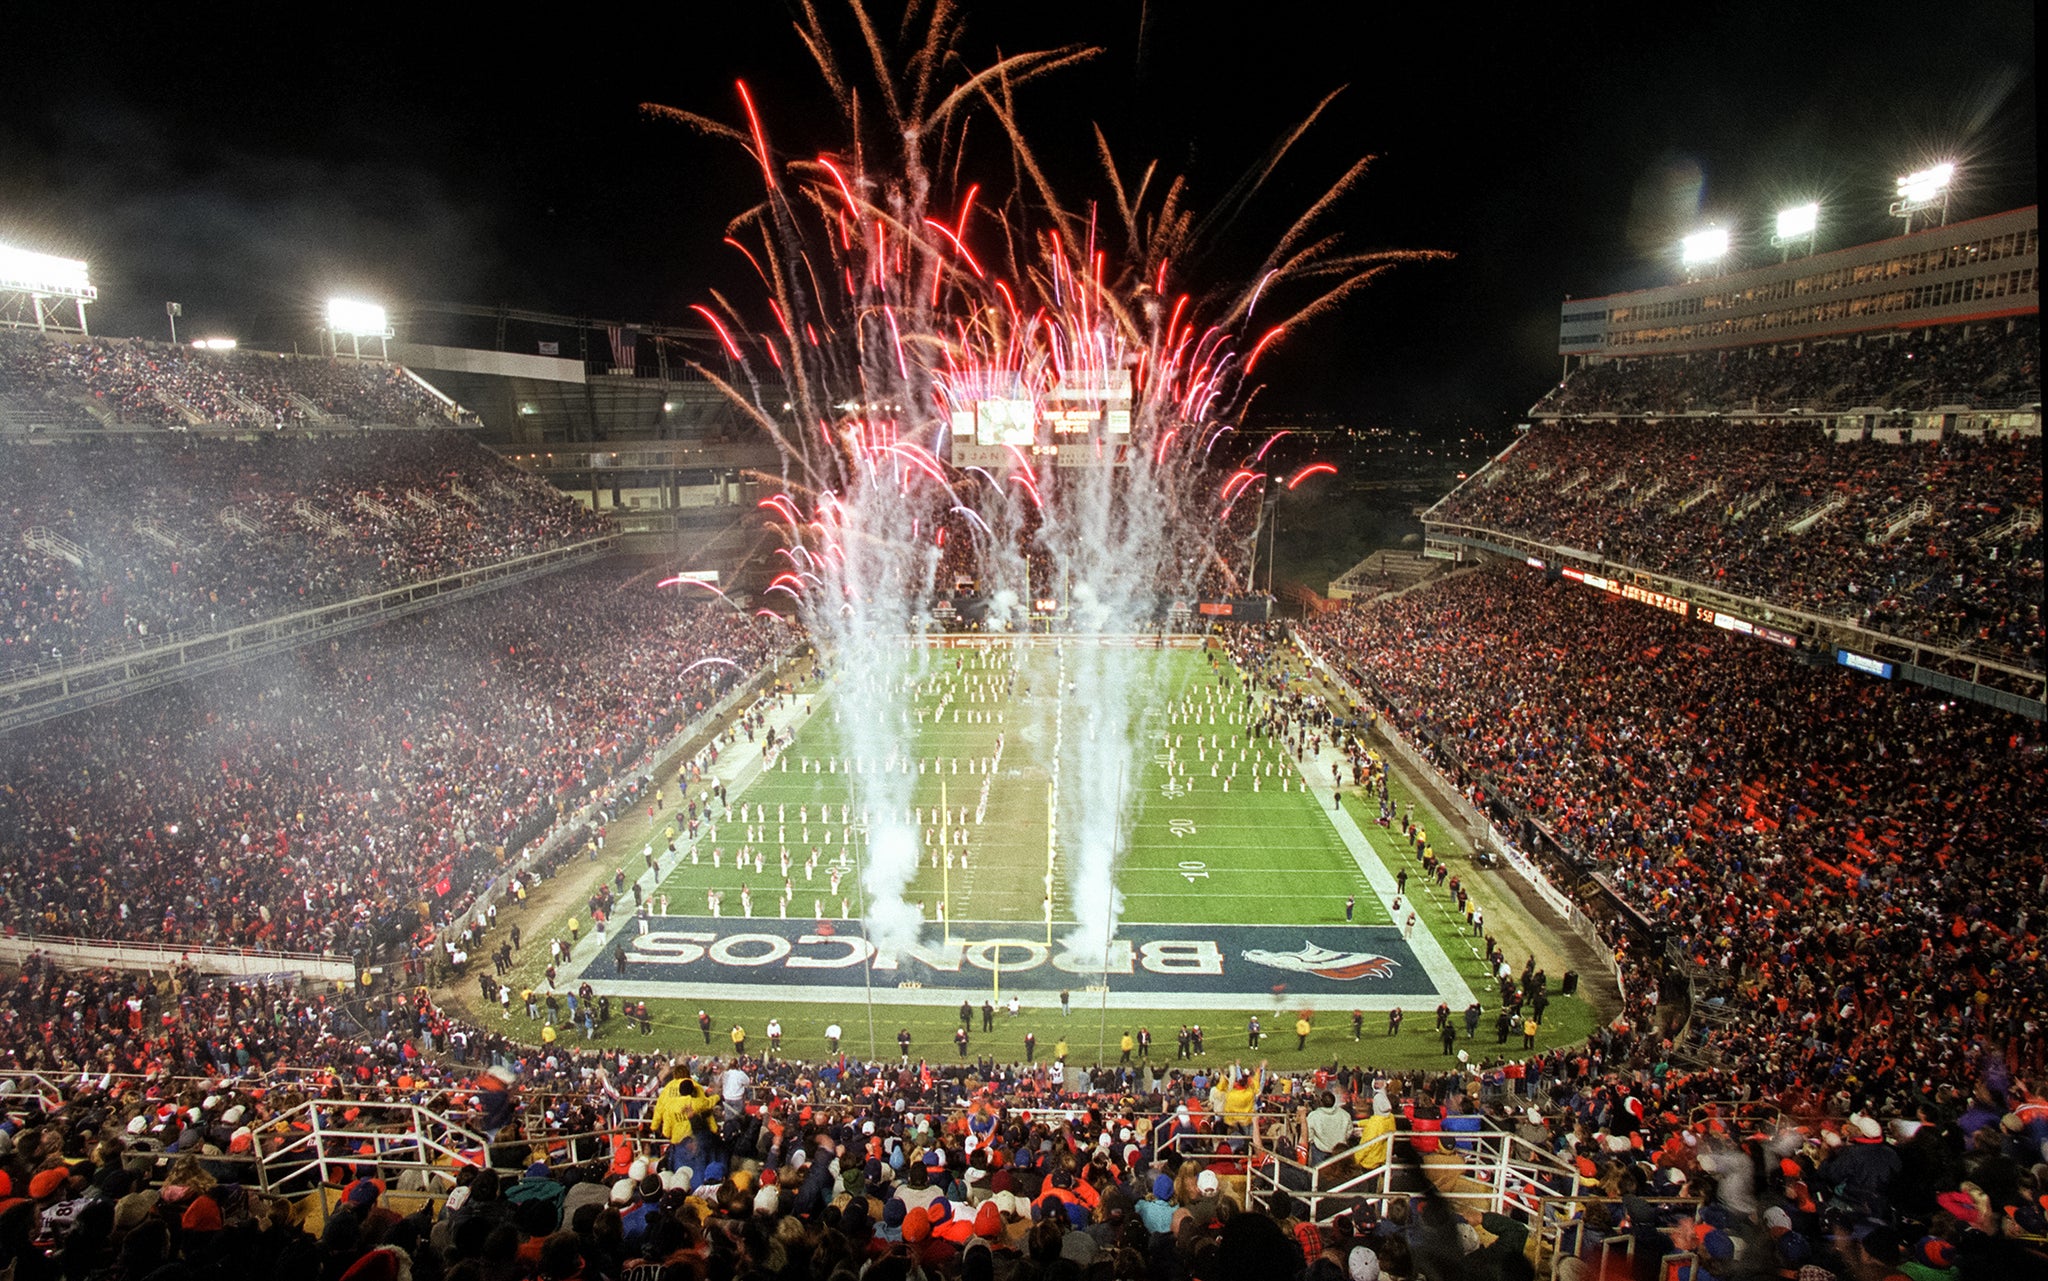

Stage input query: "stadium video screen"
[{"left": 976, "top": 398, "right": 1037, "bottom": 446}]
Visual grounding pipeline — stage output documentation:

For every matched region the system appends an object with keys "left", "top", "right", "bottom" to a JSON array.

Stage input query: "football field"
[
  {"left": 647, "top": 642, "right": 1381, "bottom": 930},
  {"left": 505, "top": 636, "right": 1593, "bottom": 1067}
]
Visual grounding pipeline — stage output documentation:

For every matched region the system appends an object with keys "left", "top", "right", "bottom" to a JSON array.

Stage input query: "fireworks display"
[{"left": 646, "top": 2, "right": 1440, "bottom": 958}]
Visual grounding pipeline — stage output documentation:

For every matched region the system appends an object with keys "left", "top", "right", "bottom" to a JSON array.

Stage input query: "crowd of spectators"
[
  {"left": 2, "top": 432, "right": 612, "bottom": 675},
  {"left": 0, "top": 331, "right": 453, "bottom": 429},
  {"left": 5, "top": 922, "right": 2046, "bottom": 1277},
  {"left": 1532, "top": 318, "right": 2039, "bottom": 417},
  {"left": 1298, "top": 566, "right": 2047, "bottom": 1244},
  {"left": 1286, "top": 565, "right": 2048, "bottom": 1270},
  {"left": 0, "top": 535, "right": 2042, "bottom": 1275},
  {"left": 0, "top": 565, "right": 785, "bottom": 958},
  {"left": 1430, "top": 419, "right": 2044, "bottom": 667},
  {"left": 2, "top": 928, "right": 1637, "bottom": 1281}
]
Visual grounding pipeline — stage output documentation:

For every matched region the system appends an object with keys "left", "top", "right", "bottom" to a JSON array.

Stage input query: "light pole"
[
  {"left": 166, "top": 301, "right": 182, "bottom": 344},
  {"left": 1681, "top": 227, "right": 1730, "bottom": 281},
  {"left": 1890, "top": 164, "right": 1955, "bottom": 235},
  {"left": 1772, "top": 203, "right": 1819, "bottom": 263}
]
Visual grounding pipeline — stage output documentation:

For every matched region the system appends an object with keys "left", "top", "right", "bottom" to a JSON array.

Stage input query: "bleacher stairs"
[
  {"left": 291, "top": 499, "right": 348, "bottom": 538},
  {"left": 149, "top": 387, "right": 208, "bottom": 427},
  {"left": 354, "top": 494, "right": 401, "bottom": 525},
  {"left": 1973, "top": 507, "right": 2041, "bottom": 546},
  {"left": 1730, "top": 483, "right": 1776, "bottom": 521},
  {"left": 70, "top": 392, "right": 119, "bottom": 428},
  {"left": 24, "top": 526, "right": 94, "bottom": 570},
  {"left": 288, "top": 392, "right": 336, "bottom": 424},
  {"left": 1672, "top": 479, "right": 1720, "bottom": 514},
  {"left": 1871, "top": 498, "right": 1933, "bottom": 545},
  {"left": 132, "top": 517, "right": 181, "bottom": 552},
  {"left": 1782, "top": 494, "right": 1848, "bottom": 536}
]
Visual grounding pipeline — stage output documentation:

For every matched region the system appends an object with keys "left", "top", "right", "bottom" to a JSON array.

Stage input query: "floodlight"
[
  {"left": 1896, "top": 163, "right": 1955, "bottom": 206},
  {"left": 1680, "top": 227, "right": 1729, "bottom": 267},
  {"left": 325, "top": 297, "right": 390, "bottom": 337},
  {"left": 0, "top": 244, "right": 95, "bottom": 299},
  {"left": 191, "top": 338, "right": 238, "bottom": 351},
  {"left": 1775, "top": 202, "right": 1819, "bottom": 239}
]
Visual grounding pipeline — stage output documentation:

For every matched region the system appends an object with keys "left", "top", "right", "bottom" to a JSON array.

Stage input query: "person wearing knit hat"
[
  {"left": 28, "top": 1167, "right": 68, "bottom": 1202},
  {"left": 1137, "top": 1174, "right": 1176, "bottom": 1234},
  {"left": 1777, "top": 1231, "right": 1811, "bottom": 1266},
  {"left": 1819, "top": 1115, "right": 1901, "bottom": 1220},
  {"left": 902, "top": 1205, "right": 933, "bottom": 1243},
  {"left": 1910, "top": 1235, "right": 1956, "bottom": 1272},
  {"left": 1936, "top": 1189, "right": 1983, "bottom": 1231},
  {"left": 972, "top": 1201, "right": 1003, "bottom": 1239},
  {"left": 181, "top": 1193, "right": 224, "bottom": 1233},
  {"left": 338, "top": 1245, "right": 410, "bottom": 1281},
  {"left": 1348, "top": 1245, "right": 1382, "bottom": 1281},
  {"left": 114, "top": 1189, "right": 160, "bottom": 1234}
]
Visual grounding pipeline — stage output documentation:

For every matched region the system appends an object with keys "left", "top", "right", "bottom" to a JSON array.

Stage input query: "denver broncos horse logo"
[{"left": 1241, "top": 942, "right": 1400, "bottom": 981}]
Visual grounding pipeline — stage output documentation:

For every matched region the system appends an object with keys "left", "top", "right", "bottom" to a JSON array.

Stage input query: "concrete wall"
[{"left": 0, "top": 935, "right": 356, "bottom": 982}]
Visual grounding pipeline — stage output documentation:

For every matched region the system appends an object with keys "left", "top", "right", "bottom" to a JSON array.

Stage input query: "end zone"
[{"left": 574, "top": 917, "right": 1470, "bottom": 1010}]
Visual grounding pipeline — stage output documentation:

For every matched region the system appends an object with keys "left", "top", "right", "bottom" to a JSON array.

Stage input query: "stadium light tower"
[
  {"left": 325, "top": 297, "right": 393, "bottom": 359},
  {"left": 1772, "top": 202, "right": 1820, "bottom": 261},
  {"left": 0, "top": 243, "right": 96, "bottom": 335},
  {"left": 1890, "top": 163, "right": 1955, "bottom": 235},
  {"left": 1680, "top": 226, "right": 1730, "bottom": 280}
]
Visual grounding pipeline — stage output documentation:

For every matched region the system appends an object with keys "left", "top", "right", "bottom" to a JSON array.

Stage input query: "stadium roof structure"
[{"left": 1558, "top": 206, "right": 2038, "bottom": 360}]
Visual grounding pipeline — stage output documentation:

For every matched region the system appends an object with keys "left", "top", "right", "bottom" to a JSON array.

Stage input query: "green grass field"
[
  {"left": 637, "top": 644, "right": 1375, "bottom": 931},
  {"left": 470, "top": 638, "right": 1595, "bottom": 1071}
]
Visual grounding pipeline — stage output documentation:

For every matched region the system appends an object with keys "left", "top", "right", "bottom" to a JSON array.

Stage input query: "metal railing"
[
  {"left": 245, "top": 1097, "right": 497, "bottom": 1193},
  {"left": 1223, "top": 1124, "right": 1583, "bottom": 1226},
  {"left": 0, "top": 934, "right": 351, "bottom": 980}
]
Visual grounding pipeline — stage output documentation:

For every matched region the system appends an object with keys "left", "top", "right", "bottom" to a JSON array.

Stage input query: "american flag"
[{"left": 606, "top": 324, "right": 638, "bottom": 373}]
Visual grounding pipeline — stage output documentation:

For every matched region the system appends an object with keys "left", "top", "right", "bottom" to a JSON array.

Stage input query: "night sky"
[{"left": 1, "top": 1, "right": 2034, "bottom": 433}]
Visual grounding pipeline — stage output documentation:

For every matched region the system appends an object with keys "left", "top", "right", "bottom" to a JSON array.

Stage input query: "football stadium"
[{"left": 0, "top": 5, "right": 2041, "bottom": 1280}]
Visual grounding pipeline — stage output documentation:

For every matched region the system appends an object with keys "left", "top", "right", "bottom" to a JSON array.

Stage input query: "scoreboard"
[{"left": 950, "top": 369, "right": 1135, "bottom": 469}]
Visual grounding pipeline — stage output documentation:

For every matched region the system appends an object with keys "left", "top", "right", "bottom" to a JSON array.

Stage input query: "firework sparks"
[{"left": 646, "top": 1, "right": 1437, "bottom": 959}]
